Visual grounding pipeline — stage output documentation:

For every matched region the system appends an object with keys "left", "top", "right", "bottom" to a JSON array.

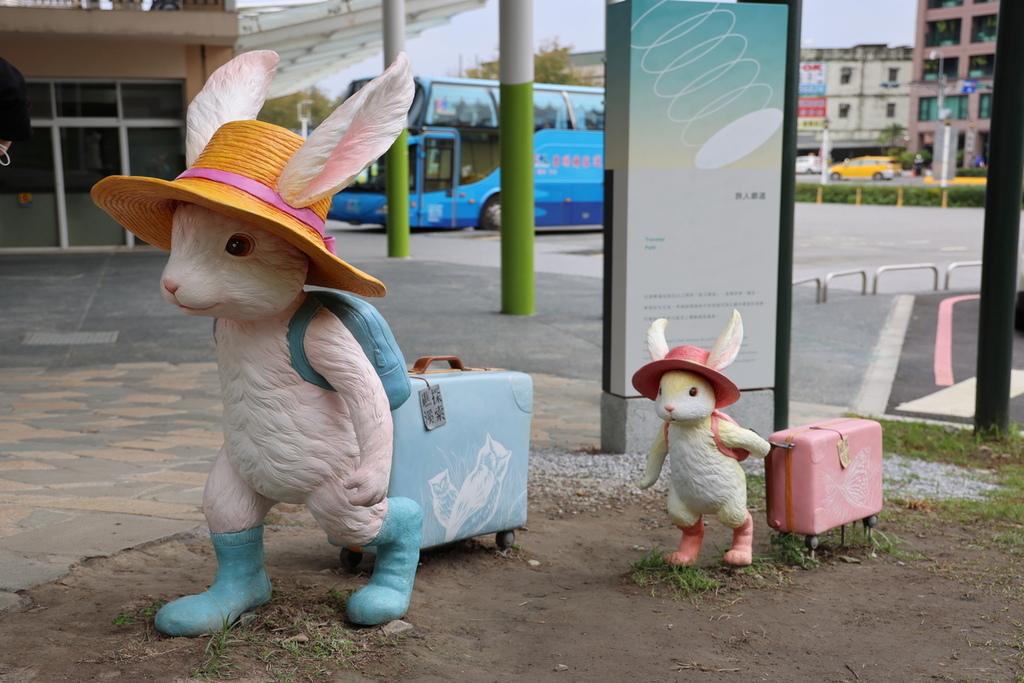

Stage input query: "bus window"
[
  {"left": 534, "top": 90, "right": 570, "bottom": 130},
  {"left": 425, "top": 83, "right": 497, "bottom": 128},
  {"left": 458, "top": 130, "right": 500, "bottom": 185},
  {"left": 568, "top": 92, "right": 605, "bottom": 130},
  {"left": 423, "top": 136, "right": 455, "bottom": 192}
]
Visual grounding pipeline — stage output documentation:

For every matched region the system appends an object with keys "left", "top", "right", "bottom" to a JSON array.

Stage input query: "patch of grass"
[
  {"left": 878, "top": 418, "right": 1024, "bottom": 469},
  {"left": 629, "top": 547, "right": 724, "bottom": 599},
  {"left": 874, "top": 418, "right": 1024, "bottom": 527},
  {"left": 767, "top": 533, "right": 819, "bottom": 569},
  {"left": 191, "top": 621, "right": 242, "bottom": 679},
  {"left": 111, "top": 600, "right": 166, "bottom": 628}
]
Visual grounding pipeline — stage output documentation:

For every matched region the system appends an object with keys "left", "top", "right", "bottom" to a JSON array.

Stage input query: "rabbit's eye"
[
  {"left": 689, "top": 387, "right": 698, "bottom": 397},
  {"left": 225, "top": 234, "right": 254, "bottom": 257}
]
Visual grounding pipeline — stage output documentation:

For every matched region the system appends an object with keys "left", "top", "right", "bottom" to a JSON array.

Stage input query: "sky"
[{"left": 312, "top": 0, "right": 919, "bottom": 98}]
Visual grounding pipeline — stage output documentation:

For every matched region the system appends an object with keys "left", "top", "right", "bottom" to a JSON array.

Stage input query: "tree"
[
  {"left": 465, "top": 38, "right": 587, "bottom": 85},
  {"left": 257, "top": 87, "right": 343, "bottom": 132},
  {"left": 876, "top": 123, "right": 907, "bottom": 150}
]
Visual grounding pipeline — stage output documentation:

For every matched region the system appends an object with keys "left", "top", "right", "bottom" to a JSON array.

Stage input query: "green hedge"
[{"left": 794, "top": 183, "right": 1001, "bottom": 208}]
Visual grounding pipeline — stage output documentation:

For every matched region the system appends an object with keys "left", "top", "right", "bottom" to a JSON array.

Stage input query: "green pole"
[
  {"left": 498, "top": 0, "right": 535, "bottom": 315},
  {"left": 974, "top": 2, "right": 1024, "bottom": 435},
  {"left": 385, "top": 130, "right": 409, "bottom": 258},
  {"left": 740, "top": 0, "right": 802, "bottom": 430},
  {"left": 383, "top": 0, "right": 410, "bottom": 259}
]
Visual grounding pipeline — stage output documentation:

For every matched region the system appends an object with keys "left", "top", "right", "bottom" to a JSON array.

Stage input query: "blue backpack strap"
[
  {"left": 287, "top": 290, "right": 412, "bottom": 411},
  {"left": 287, "top": 295, "right": 333, "bottom": 392}
]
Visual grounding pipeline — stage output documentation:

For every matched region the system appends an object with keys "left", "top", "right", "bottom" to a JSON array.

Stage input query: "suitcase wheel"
[
  {"left": 496, "top": 530, "right": 516, "bottom": 550},
  {"left": 804, "top": 535, "right": 819, "bottom": 551},
  {"left": 340, "top": 547, "right": 364, "bottom": 570},
  {"left": 863, "top": 515, "right": 878, "bottom": 529}
]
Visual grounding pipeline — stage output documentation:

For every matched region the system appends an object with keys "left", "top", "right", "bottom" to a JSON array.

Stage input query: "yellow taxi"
[{"left": 828, "top": 156, "right": 902, "bottom": 181}]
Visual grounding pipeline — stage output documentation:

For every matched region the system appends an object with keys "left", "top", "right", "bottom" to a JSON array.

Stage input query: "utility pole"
[
  {"left": 498, "top": 0, "right": 535, "bottom": 315},
  {"left": 383, "top": 0, "right": 410, "bottom": 258},
  {"left": 975, "top": 1, "right": 1024, "bottom": 435}
]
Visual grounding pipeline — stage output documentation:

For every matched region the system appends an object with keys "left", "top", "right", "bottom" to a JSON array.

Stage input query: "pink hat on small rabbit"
[{"left": 631, "top": 313, "right": 743, "bottom": 408}]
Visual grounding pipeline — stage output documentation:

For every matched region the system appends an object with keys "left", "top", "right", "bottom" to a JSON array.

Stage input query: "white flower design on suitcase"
[
  {"left": 427, "top": 434, "right": 512, "bottom": 542},
  {"left": 822, "top": 446, "right": 874, "bottom": 515}
]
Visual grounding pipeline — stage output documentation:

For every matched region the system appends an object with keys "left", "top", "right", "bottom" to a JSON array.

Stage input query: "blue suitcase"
[{"left": 342, "top": 356, "right": 532, "bottom": 565}]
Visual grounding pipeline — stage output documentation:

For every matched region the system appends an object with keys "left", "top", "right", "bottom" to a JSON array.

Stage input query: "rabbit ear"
[
  {"left": 186, "top": 51, "right": 279, "bottom": 165},
  {"left": 646, "top": 318, "right": 670, "bottom": 361},
  {"left": 276, "top": 52, "right": 414, "bottom": 207},
  {"left": 707, "top": 310, "right": 743, "bottom": 371}
]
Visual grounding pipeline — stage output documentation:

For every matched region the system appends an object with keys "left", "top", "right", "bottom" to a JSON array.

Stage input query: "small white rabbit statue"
[
  {"left": 631, "top": 312, "right": 770, "bottom": 567},
  {"left": 92, "top": 51, "right": 421, "bottom": 635}
]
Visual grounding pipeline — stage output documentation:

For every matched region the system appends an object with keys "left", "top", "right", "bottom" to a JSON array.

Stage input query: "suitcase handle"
[{"left": 411, "top": 356, "right": 466, "bottom": 373}]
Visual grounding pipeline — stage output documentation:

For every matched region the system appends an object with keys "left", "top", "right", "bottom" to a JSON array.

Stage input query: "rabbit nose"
[
  {"left": 163, "top": 278, "right": 180, "bottom": 295},
  {"left": 664, "top": 404, "right": 675, "bottom": 413}
]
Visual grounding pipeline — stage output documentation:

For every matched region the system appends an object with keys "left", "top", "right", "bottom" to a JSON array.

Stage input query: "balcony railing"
[{"left": 0, "top": 0, "right": 224, "bottom": 9}]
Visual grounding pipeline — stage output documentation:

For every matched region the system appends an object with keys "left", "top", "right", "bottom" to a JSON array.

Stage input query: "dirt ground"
[{"left": 0, "top": 483, "right": 1023, "bottom": 683}]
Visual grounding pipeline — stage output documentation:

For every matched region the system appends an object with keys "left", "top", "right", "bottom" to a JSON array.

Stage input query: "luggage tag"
[{"left": 417, "top": 382, "right": 446, "bottom": 430}]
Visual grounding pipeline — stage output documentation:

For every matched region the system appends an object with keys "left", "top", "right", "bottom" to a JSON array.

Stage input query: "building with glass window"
[
  {"left": 907, "top": 0, "right": 998, "bottom": 166},
  {"left": 0, "top": 2, "right": 238, "bottom": 249},
  {"left": 0, "top": 0, "right": 483, "bottom": 250},
  {"left": 795, "top": 45, "right": 914, "bottom": 161}
]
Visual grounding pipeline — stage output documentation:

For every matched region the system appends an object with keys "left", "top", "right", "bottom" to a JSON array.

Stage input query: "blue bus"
[{"left": 328, "top": 76, "right": 605, "bottom": 230}]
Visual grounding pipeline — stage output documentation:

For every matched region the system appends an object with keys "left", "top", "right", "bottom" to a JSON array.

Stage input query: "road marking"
[
  {"left": 934, "top": 294, "right": 980, "bottom": 386},
  {"left": 853, "top": 294, "right": 914, "bottom": 417},
  {"left": 896, "top": 371, "right": 1024, "bottom": 418}
]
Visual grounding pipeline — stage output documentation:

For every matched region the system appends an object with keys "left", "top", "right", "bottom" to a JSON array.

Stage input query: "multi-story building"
[
  {"left": 796, "top": 45, "right": 914, "bottom": 162},
  {"left": 907, "top": 0, "right": 997, "bottom": 167}
]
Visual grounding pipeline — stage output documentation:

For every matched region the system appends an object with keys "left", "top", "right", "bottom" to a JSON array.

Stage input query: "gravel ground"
[{"left": 527, "top": 449, "right": 1003, "bottom": 507}]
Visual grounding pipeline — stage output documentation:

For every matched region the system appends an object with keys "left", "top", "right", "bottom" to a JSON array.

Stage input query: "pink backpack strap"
[{"left": 711, "top": 410, "right": 749, "bottom": 462}]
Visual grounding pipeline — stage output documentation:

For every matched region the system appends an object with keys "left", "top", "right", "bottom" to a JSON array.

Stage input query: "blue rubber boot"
[
  {"left": 154, "top": 526, "right": 272, "bottom": 637},
  {"left": 346, "top": 497, "right": 423, "bottom": 625}
]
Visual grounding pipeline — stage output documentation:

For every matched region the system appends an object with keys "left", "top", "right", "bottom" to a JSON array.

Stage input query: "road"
[{"left": 421, "top": 201, "right": 1018, "bottom": 425}]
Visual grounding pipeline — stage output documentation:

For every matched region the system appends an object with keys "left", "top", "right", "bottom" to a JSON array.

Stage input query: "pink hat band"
[
  {"left": 630, "top": 344, "right": 740, "bottom": 408},
  {"left": 176, "top": 167, "right": 336, "bottom": 256}
]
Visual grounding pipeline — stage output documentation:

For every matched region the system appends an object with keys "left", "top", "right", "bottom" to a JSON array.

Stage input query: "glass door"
[
  {"left": 61, "top": 126, "right": 126, "bottom": 247},
  {"left": 415, "top": 132, "right": 459, "bottom": 228},
  {"left": 0, "top": 129, "right": 60, "bottom": 248}
]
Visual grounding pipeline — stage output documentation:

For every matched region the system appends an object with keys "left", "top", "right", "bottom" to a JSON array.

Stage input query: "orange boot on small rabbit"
[
  {"left": 722, "top": 511, "right": 754, "bottom": 567},
  {"left": 665, "top": 518, "right": 705, "bottom": 566}
]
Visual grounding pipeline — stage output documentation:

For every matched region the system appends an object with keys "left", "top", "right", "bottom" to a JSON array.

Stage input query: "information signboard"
[{"left": 605, "top": 0, "right": 787, "bottom": 401}]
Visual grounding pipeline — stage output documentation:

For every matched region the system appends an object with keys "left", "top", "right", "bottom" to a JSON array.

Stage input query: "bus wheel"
[{"left": 479, "top": 195, "right": 501, "bottom": 231}]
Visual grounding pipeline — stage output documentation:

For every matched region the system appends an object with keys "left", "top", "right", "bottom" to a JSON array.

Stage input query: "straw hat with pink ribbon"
[{"left": 92, "top": 50, "right": 413, "bottom": 298}]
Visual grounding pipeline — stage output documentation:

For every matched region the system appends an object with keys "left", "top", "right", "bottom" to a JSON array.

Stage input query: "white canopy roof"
[{"left": 237, "top": 0, "right": 485, "bottom": 97}]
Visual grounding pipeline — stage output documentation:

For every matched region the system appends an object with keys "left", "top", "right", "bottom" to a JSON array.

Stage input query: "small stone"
[
  {"left": 282, "top": 633, "right": 309, "bottom": 643},
  {"left": 383, "top": 619, "right": 414, "bottom": 636},
  {"left": 838, "top": 555, "right": 862, "bottom": 564},
  {"left": 527, "top": 559, "right": 541, "bottom": 567},
  {"left": 554, "top": 664, "right": 569, "bottom": 672}
]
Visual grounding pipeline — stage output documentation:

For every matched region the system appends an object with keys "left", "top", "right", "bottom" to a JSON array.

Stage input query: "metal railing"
[
  {"left": 803, "top": 260, "right": 987, "bottom": 304},
  {"left": 873, "top": 263, "right": 939, "bottom": 294}
]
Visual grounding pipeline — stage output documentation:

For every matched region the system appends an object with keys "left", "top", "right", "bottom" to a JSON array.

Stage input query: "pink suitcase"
[{"left": 765, "top": 418, "right": 884, "bottom": 550}]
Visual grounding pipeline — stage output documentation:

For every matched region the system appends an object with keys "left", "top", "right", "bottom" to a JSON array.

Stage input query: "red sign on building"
[{"left": 798, "top": 96, "right": 827, "bottom": 119}]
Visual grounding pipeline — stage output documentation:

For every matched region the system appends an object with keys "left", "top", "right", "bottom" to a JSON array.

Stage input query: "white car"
[{"left": 795, "top": 155, "right": 823, "bottom": 174}]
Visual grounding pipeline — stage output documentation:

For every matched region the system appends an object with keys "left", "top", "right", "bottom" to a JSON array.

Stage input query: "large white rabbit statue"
[
  {"left": 91, "top": 51, "right": 421, "bottom": 635},
  {"left": 631, "top": 312, "right": 771, "bottom": 567}
]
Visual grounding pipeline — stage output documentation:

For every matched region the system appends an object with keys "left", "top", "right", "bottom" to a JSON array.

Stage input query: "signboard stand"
[{"left": 601, "top": 0, "right": 790, "bottom": 453}]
